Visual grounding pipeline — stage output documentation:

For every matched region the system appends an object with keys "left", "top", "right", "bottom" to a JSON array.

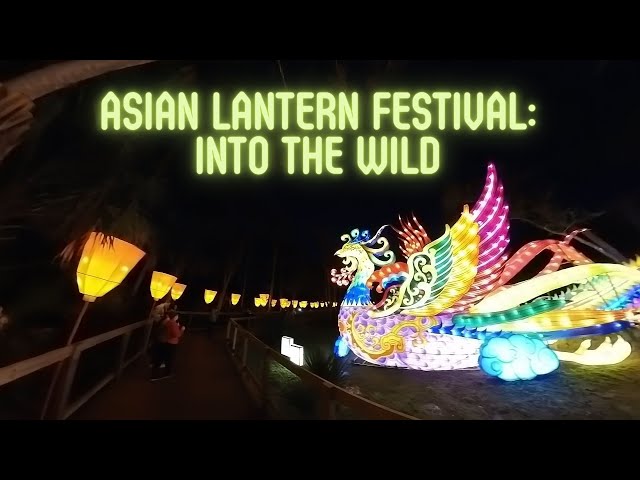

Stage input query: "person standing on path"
[{"left": 151, "top": 310, "right": 185, "bottom": 381}]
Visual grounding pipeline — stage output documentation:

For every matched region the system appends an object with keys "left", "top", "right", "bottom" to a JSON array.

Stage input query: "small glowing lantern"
[
  {"left": 171, "top": 283, "right": 187, "bottom": 301},
  {"left": 260, "top": 293, "right": 270, "bottom": 303},
  {"left": 281, "top": 336, "right": 293, "bottom": 355},
  {"left": 76, "top": 232, "right": 146, "bottom": 303},
  {"left": 231, "top": 293, "right": 241, "bottom": 306},
  {"left": 150, "top": 271, "right": 177, "bottom": 301},
  {"left": 299, "top": 301, "right": 308, "bottom": 308},
  {"left": 271, "top": 299, "right": 277, "bottom": 307},
  {"left": 254, "top": 297, "right": 262, "bottom": 307},
  {"left": 280, "top": 298, "right": 289, "bottom": 308},
  {"left": 332, "top": 301, "right": 337, "bottom": 307},
  {"left": 204, "top": 289, "right": 217, "bottom": 304},
  {"left": 281, "top": 336, "right": 304, "bottom": 366},
  {"left": 289, "top": 344, "right": 304, "bottom": 366},
  {"left": 292, "top": 300, "right": 298, "bottom": 308}
]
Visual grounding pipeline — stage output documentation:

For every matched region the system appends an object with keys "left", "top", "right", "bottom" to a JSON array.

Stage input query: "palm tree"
[{"left": 0, "top": 60, "right": 156, "bottom": 165}]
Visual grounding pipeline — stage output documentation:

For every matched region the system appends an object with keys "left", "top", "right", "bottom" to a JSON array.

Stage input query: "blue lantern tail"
[{"left": 334, "top": 336, "right": 350, "bottom": 358}]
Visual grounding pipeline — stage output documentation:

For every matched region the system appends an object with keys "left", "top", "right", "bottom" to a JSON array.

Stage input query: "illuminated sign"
[
  {"left": 280, "top": 336, "right": 304, "bottom": 366},
  {"left": 99, "top": 91, "right": 537, "bottom": 177}
]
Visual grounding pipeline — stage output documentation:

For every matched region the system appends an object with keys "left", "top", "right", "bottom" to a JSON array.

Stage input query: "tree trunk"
[
  {"left": 131, "top": 257, "right": 154, "bottom": 297},
  {"left": 268, "top": 246, "right": 277, "bottom": 312},
  {"left": 216, "top": 270, "right": 233, "bottom": 314},
  {"left": 5, "top": 60, "right": 156, "bottom": 101},
  {"left": 240, "top": 252, "right": 250, "bottom": 309},
  {"left": 512, "top": 217, "right": 624, "bottom": 263},
  {"left": 581, "top": 230, "right": 627, "bottom": 263}
]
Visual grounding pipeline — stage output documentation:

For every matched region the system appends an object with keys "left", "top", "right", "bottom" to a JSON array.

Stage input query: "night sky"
[{"left": 1, "top": 60, "right": 639, "bottom": 307}]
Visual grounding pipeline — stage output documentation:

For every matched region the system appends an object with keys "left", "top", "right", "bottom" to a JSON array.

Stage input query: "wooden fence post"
[
  {"left": 261, "top": 347, "right": 270, "bottom": 411},
  {"left": 232, "top": 326, "right": 238, "bottom": 352},
  {"left": 242, "top": 337, "right": 249, "bottom": 368},
  {"left": 142, "top": 319, "right": 154, "bottom": 356},
  {"left": 55, "top": 347, "right": 82, "bottom": 420},
  {"left": 116, "top": 332, "right": 131, "bottom": 379},
  {"left": 317, "top": 382, "right": 337, "bottom": 420}
]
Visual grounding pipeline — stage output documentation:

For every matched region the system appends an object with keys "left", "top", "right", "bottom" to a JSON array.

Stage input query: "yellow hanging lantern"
[
  {"left": 299, "top": 301, "right": 308, "bottom": 308},
  {"left": 231, "top": 293, "right": 241, "bottom": 306},
  {"left": 271, "top": 299, "right": 277, "bottom": 307},
  {"left": 204, "top": 289, "right": 217, "bottom": 304},
  {"left": 260, "top": 293, "right": 270, "bottom": 303},
  {"left": 150, "top": 271, "right": 177, "bottom": 301},
  {"left": 254, "top": 297, "right": 262, "bottom": 307},
  {"left": 171, "top": 283, "right": 187, "bottom": 301},
  {"left": 292, "top": 300, "right": 298, "bottom": 308},
  {"left": 76, "top": 232, "right": 146, "bottom": 303},
  {"left": 280, "top": 298, "right": 289, "bottom": 308}
]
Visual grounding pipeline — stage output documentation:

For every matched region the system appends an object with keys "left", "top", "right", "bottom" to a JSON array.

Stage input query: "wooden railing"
[
  {"left": 225, "top": 317, "right": 418, "bottom": 420},
  {"left": 0, "top": 319, "right": 150, "bottom": 419}
]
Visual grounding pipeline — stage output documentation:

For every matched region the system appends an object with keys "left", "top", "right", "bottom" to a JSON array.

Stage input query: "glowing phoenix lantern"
[
  {"left": 299, "top": 301, "right": 308, "bottom": 308},
  {"left": 76, "top": 232, "right": 146, "bottom": 302},
  {"left": 231, "top": 293, "right": 241, "bottom": 306},
  {"left": 280, "top": 298, "right": 289, "bottom": 308},
  {"left": 150, "top": 271, "right": 177, "bottom": 301},
  {"left": 171, "top": 283, "right": 187, "bottom": 301},
  {"left": 204, "top": 289, "right": 217, "bottom": 304},
  {"left": 331, "top": 163, "right": 640, "bottom": 382}
]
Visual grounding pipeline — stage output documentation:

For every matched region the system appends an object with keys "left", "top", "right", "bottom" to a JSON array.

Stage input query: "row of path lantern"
[
  {"left": 253, "top": 297, "right": 338, "bottom": 309},
  {"left": 71, "top": 230, "right": 341, "bottom": 346}
]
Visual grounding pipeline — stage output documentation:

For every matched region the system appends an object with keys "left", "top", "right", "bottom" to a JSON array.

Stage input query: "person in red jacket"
[{"left": 151, "top": 310, "right": 185, "bottom": 381}]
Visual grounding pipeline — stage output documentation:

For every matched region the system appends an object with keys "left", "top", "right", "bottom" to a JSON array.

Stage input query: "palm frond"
[
  {"left": 304, "top": 347, "right": 348, "bottom": 385},
  {"left": 0, "top": 83, "right": 34, "bottom": 165},
  {"left": 5, "top": 60, "right": 156, "bottom": 100},
  {"left": 55, "top": 200, "right": 154, "bottom": 268}
]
